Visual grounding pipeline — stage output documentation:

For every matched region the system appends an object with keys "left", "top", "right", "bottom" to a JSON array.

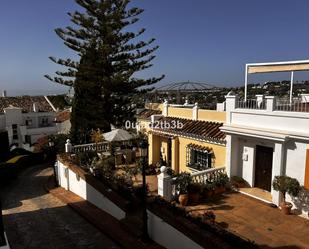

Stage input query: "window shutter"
[{"left": 305, "top": 149, "right": 309, "bottom": 190}]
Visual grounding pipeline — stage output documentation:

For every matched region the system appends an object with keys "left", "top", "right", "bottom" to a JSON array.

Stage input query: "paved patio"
[{"left": 186, "top": 192, "right": 309, "bottom": 249}]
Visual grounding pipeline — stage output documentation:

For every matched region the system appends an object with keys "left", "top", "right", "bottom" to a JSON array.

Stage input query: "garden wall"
[
  {"left": 57, "top": 159, "right": 126, "bottom": 220},
  {"left": 147, "top": 211, "right": 203, "bottom": 249}
]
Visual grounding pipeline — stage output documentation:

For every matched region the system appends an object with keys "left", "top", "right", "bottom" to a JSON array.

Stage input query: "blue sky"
[{"left": 1, "top": 0, "right": 309, "bottom": 95}]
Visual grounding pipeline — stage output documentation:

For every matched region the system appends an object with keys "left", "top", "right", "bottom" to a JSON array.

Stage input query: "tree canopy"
[{"left": 46, "top": 0, "right": 164, "bottom": 143}]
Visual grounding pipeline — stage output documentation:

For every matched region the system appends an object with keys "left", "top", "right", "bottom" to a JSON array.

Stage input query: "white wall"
[
  {"left": 4, "top": 108, "right": 22, "bottom": 127},
  {"left": 57, "top": 161, "right": 126, "bottom": 220},
  {"left": 147, "top": 211, "right": 203, "bottom": 249},
  {"left": 230, "top": 110, "right": 309, "bottom": 135},
  {"left": 285, "top": 140, "right": 308, "bottom": 184},
  {"left": 0, "top": 115, "right": 5, "bottom": 129}
]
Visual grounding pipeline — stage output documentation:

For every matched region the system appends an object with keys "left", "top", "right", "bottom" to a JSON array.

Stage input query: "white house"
[
  {"left": 0, "top": 95, "right": 70, "bottom": 150},
  {"left": 221, "top": 60, "right": 309, "bottom": 216}
]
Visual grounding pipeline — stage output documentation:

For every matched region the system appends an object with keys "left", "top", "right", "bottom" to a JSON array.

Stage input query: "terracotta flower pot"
[
  {"left": 214, "top": 186, "right": 226, "bottom": 195},
  {"left": 203, "top": 189, "right": 214, "bottom": 198},
  {"left": 189, "top": 192, "right": 200, "bottom": 205},
  {"left": 178, "top": 194, "right": 189, "bottom": 206},
  {"left": 280, "top": 202, "right": 293, "bottom": 215}
]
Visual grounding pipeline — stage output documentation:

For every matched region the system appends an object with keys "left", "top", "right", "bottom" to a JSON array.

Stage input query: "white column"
[
  {"left": 163, "top": 100, "right": 168, "bottom": 117},
  {"left": 225, "top": 135, "right": 232, "bottom": 177},
  {"left": 192, "top": 103, "right": 198, "bottom": 120},
  {"left": 290, "top": 71, "right": 294, "bottom": 104},
  {"left": 271, "top": 142, "right": 285, "bottom": 205},
  {"left": 225, "top": 95, "right": 238, "bottom": 124},
  {"left": 245, "top": 65, "right": 248, "bottom": 102},
  {"left": 157, "top": 166, "right": 172, "bottom": 201},
  {"left": 265, "top": 96, "right": 275, "bottom": 112},
  {"left": 65, "top": 139, "right": 72, "bottom": 153},
  {"left": 255, "top": 95, "right": 264, "bottom": 109}
]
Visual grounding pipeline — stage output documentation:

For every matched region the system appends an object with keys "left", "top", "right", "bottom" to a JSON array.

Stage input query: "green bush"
[
  {"left": 175, "top": 172, "right": 192, "bottom": 194},
  {"left": 75, "top": 151, "right": 98, "bottom": 167},
  {"left": 272, "top": 175, "right": 301, "bottom": 202}
]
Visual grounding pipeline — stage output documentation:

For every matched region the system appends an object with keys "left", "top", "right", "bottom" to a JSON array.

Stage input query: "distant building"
[{"left": 0, "top": 95, "right": 70, "bottom": 150}]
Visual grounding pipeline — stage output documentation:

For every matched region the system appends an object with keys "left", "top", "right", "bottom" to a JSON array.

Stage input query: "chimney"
[
  {"left": 2, "top": 90, "right": 7, "bottom": 97},
  {"left": 33, "top": 103, "right": 38, "bottom": 112}
]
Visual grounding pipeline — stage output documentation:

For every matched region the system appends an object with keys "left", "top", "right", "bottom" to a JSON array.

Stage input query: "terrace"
[
  {"left": 157, "top": 164, "right": 309, "bottom": 248},
  {"left": 185, "top": 192, "right": 309, "bottom": 249}
]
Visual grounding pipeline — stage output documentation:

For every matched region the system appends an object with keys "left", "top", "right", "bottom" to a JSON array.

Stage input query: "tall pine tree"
[{"left": 45, "top": 0, "right": 164, "bottom": 143}]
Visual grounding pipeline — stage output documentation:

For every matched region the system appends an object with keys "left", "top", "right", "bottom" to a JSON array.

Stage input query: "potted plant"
[
  {"left": 214, "top": 172, "right": 229, "bottom": 195},
  {"left": 175, "top": 172, "right": 192, "bottom": 206},
  {"left": 201, "top": 181, "right": 215, "bottom": 199},
  {"left": 272, "top": 175, "right": 301, "bottom": 215},
  {"left": 187, "top": 182, "right": 202, "bottom": 205}
]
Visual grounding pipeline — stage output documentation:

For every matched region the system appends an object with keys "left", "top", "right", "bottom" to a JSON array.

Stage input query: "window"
[
  {"left": 12, "top": 124, "right": 18, "bottom": 140},
  {"left": 186, "top": 144, "right": 213, "bottom": 171},
  {"left": 25, "top": 135, "right": 31, "bottom": 144},
  {"left": 40, "top": 117, "right": 49, "bottom": 127},
  {"left": 25, "top": 119, "right": 32, "bottom": 126},
  {"left": 305, "top": 149, "right": 309, "bottom": 190}
]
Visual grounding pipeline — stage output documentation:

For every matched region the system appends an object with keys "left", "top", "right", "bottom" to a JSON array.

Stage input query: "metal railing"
[
  {"left": 171, "top": 167, "right": 226, "bottom": 198},
  {"left": 72, "top": 142, "right": 110, "bottom": 153},
  {"left": 275, "top": 100, "right": 309, "bottom": 113},
  {"left": 237, "top": 99, "right": 266, "bottom": 110}
]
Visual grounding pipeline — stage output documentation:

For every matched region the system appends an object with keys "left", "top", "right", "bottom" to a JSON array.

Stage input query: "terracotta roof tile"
[
  {"left": 152, "top": 116, "right": 225, "bottom": 142},
  {"left": 0, "top": 96, "right": 53, "bottom": 113},
  {"left": 55, "top": 110, "right": 71, "bottom": 123},
  {"left": 137, "top": 109, "right": 162, "bottom": 119}
]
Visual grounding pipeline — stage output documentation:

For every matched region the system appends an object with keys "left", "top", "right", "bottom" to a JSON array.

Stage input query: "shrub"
[
  {"left": 93, "top": 156, "right": 115, "bottom": 180},
  {"left": 166, "top": 167, "right": 177, "bottom": 177},
  {"left": 175, "top": 172, "right": 192, "bottom": 194},
  {"left": 215, "top": 172, "right": 229, "bottom": 187},
  {"left": 272, "top": 175, "right": 301, "bottom": 203},
  {"left": 75, "top": 151, "right": 98, "bottom": 167},
  {"left": 187, "top": 183, "right": 202, "bottom": 194}
]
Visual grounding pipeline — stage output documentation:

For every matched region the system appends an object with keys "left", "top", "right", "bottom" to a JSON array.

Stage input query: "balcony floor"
[{"left": 185, "top": 192, "right": 309, "bottom": 249}]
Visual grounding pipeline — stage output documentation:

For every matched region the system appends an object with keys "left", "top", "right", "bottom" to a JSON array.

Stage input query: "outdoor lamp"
[
  {"left": 139, "top": 139, "right": 148, "bottom": 158},
  {"left": 48, "top": 138, "right": 58, "bottom": 187},
  {"left": 139, "top": 138, "right": 149, "bottom": 241}
]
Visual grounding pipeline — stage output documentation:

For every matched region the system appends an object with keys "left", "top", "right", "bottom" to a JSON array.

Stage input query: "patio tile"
[{"left": 185, "top": 192, "right": 309, "bottom": 248}]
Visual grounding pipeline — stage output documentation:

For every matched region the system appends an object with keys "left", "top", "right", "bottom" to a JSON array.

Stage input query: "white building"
[
  {"left": 0, "top": 95, "right": 70, "bottom": 150},
  {"left": 221, "top": 60, "right": 309, "bottom": 216}
]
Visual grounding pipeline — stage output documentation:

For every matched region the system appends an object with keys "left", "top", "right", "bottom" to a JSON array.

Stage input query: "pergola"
[{"left": 244, "top": 60, "right": 309, "bottom": 102}]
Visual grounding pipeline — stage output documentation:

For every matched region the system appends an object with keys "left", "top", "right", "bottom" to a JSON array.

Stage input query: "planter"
[
  {"left": 214, "top": 186, "right": 225, "bottom": 195},
  {"left": 189, "top": 192, "right": 200, "bottom": 205},
  {"left": 202, "top": 189, "right": 214, "bottom": 199},
  {"left": 280, "top": 202, "right": 293, "bottom": 215},
  {"left": 178, "top": 194, "right": 189, "bottom": 206}
]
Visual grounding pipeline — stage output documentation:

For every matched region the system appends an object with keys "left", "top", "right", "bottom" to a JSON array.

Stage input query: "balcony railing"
[
  {"left": 237, "top": 99, "right": 266, "bottom": 110},
  {"left": 72, "top": 142, "right": 110, "bottom": 153},
  {"left": 171, "top": 167, "right": 225, "bottom": 198},
  {"left": 191, "top": 166, "right": 226, "bottom": 185},
  {"left": 275, "top": 100, "right": 309, "bottom": 113}
]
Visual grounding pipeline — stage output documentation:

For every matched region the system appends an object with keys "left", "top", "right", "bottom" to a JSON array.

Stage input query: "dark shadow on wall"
[{"left": 292, "top": 188, "right": 309, "bottom": 216}]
